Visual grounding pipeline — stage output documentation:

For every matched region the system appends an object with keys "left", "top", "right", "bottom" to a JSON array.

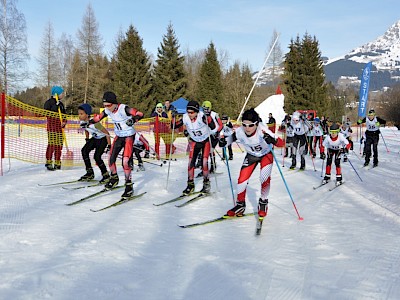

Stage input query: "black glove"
[
  {"left": 264, "top": 133, "right": 277, "bottom": 145},
  {"left": 126, "top": 119, "right": 134, "bottom": 126},
  {"left": 80, "top": 121, "right": 89, "bottom": 128},
  {"left": 144, "top": 150, "right": 150, "bottom": 158},
  {"left": 105, "top": 144, "right": 111, "bottom": 154},
  {"left": 183, "top": 130, "right": 189, "bottom": 137},
  {"left": 219, "top": 138, "right": 227, "bottom": 148},
  {"left": 343, "top": 147, "right": 349, "bottom": 154},
  {"left": 133, "top": 115, "right": 143, "bottom": 122}
]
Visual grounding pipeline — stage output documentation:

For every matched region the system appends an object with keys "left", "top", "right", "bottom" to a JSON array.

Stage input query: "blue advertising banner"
[{"left": 358, "top": 62, "right": 372, "bottom": 118}]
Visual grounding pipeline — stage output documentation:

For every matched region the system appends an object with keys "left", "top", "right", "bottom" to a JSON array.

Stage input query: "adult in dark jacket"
[
  {"left": 43, "top": 86, "right": 66, "bottom": 170},
  {"left": 357, "top": 109, "right": 386, "bottom": 167}
]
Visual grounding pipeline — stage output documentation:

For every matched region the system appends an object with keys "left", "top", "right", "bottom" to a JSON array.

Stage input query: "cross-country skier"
[
  {"left": 90, "top": 91, "right": 144, "bottom": 199},
  {"left": 321, "top": 123, "right": 351, "bottom": 186},
  {"left": 78, "top": 103, "right": 111, "bottom": 183},
  {"left": 221, "top": 114, "right": 234, "bottom": 160},
  {"left": 290, "top": 111, "right": 311, "bottom": 170},
  {"left": 312, "top": 117, "right": 325, "bottom": 159},
  {"left": 173, "top": 100, "right": 216, "bottom": 195},
  {"left": 219, "top": 108, "right": 284, "bottom": 218},
  {"left": 129, "top": 133, "right": 150, "bottom": 171},
  {"left": 357, "top": 109, "right": 386, "bottom": 167}
]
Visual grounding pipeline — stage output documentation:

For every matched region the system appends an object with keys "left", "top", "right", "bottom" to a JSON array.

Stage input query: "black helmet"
[
  {"left": 186, "top": 100, "right": 200, "bottom": 113},
  {"left": 329, "top": 123, "right": 340, "bottom": 134},
  {"left": 221, "top": 114, "right": 229, "bottom": 121},
  {"left": 368, "top": 109, "right": 376, "bottom": 116}
]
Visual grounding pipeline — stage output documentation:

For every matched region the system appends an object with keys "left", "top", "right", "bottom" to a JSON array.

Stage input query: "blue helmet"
[
  {"left": 51, "top": 86, "right": 64, "bottom": 96},
  {"left": 314, "top": 117, "right": 320, "bottom": 123}
]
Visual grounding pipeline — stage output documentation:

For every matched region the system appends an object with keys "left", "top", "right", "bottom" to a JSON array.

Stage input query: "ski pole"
[
  {"left": 166, "top": 116, "right": 176, "bottom": 189},
  {"left": 351, "top": 150, "right": 362, "bottom": 162},
  {"left": 380, "top": 132, "right": 390, "bottom": 153},
  {"left": 269, "top": 145, "right": 303, "bottom": 221},
  {"left": 320, "top": 157, "right": 325, "bottom": 177},
  {"left": 223, "top": 147, "right": 235, "bottom": 205},
  {"left": 235, "top": 141, "right": 244, "bottom": 153},
  {"left": 214, "top": 149, "right": 227, "bottom": 166},
  {"left": 346, "top": 157, "right": 363, "bottom": 182}
]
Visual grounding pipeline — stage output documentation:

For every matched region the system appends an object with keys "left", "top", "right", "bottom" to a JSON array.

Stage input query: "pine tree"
[
  {"left": 282, "top": 33, "right": 327, "bottom": 114},
  {"left": 153, "top": 23, "right": 187, "bottom": 104},
  {"left": 222, "top": 61, "right": 253, "bottom": 117},
  {"left": 196, "top": 42, "right": 223, "bottom": 112},
  {"left": 113, "top": 25, "right": 153, "bottom": 115}
]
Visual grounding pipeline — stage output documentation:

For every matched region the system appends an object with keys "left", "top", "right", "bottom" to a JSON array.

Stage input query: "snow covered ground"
[{"left": 1, "top": 127, "right": 400, "bottom": 300}]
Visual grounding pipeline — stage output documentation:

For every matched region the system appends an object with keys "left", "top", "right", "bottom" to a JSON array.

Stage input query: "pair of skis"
[
  {"left": 66, "top": 186, "right": 146, "bottom": 212},
  {"left": 178, "top": 212, "right": 265, "bottom": 235},
  {"left": 313, "top": 181, "right": 345, "bottom": 191},
  {"left": 152, "top": 191, "right": 210, "bottom": 207}
]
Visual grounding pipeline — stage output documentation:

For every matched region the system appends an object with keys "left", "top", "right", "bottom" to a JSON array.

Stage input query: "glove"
[
  {"left": 357, "top": 119, "right": 362, "bottom": 125},
  {"left": 80, "top": 121, "right": 89, "bottom": 128},
  {"left": 219, "top": 138, "right": 227, "bottom": 148},
  {"left": 105, "top": 144, "right": 111, "bottom": 154},
  {"left": 264, "top": 133, "right": 277, "bottom": 145},
  {"left": 126, "top": 119, "right": 134, "bottom": 126},
  {"left": 144, "top": 150, "right": 150, "bottom": 158},
  {"left": 183, "top": 130, "right": 189, "bottom": 137},
  {"left": 375, "top": 122, "right": 380, "bottom": 126}
]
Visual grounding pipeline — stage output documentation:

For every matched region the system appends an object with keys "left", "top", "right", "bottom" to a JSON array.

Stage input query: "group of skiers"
[{"left": 44, "top": 86, "right": 387, "bottom": 219}]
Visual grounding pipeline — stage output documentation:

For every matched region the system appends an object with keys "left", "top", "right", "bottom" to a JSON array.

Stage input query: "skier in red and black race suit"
[
  {"left": 357, "top": 109, "right": 386, "bottom": 167},
  {"left": 219, "top": 108, "right": 284, "bottom": 218},
  {"left": 90, "top": 91, "right": 143, "bottom": 199},
  {"left": 173, "top": 100, "right": 217, "bottom": 195}
]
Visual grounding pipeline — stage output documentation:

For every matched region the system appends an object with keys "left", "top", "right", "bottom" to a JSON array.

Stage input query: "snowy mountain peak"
[{"left": 345, "top": 20, "right": 400, "bottom": 70}]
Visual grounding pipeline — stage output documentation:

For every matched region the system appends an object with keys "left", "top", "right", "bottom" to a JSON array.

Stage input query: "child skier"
[
  {"left": 312, "top": 117, "right": 325, "bottom": 159},
  {"left": 322, "top": 123, "right": 351, "bottom": 186},
  {"left": 357, "top": 109, "right": 386, "bottom": 167},
  {"left": 290, "top": 111, "right": 311, "bottom": 170},
  {"left": 78, "top": 103, "right": 111, "bottom": 183},
  {"left": 221, "top": 114, "right": 234, "bottom": 160},
  {"left": 90, "top": 91, "right": 144, "bottom": 199},
  {"left": 219, "top": 108, "right": 284, "bottom": 218},
  {"left": 173, "top": 100, "right": 216, "bottom": 195},
  {"left": 340, "top": 123, "right": 353, "bottom": 162},
  {"left": 129, "top": 132, "right": 150, "bottom": 171}
]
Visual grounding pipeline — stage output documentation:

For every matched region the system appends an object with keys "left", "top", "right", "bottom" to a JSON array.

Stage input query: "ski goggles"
[
  {"left": 242, "top": 121, "right": 258, "bottom": 128},
  {"left": 329, "top": 129, "right": 340, "bottom": 134}
]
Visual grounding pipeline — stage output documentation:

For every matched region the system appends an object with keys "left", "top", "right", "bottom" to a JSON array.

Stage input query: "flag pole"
[{"left": 236, "top": 33, "right": 280, "bottom": 122}]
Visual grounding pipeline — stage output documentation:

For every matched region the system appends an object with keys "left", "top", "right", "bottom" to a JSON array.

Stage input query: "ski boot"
[
  {"left": 299, "top": 156, "right": 305, "bottom": 170},
  {"left": 54, "top": 160, "right": 61, "bottom": 170},
  {"left": 99, "top": 172, "right": 110, "bottom": 184},
  {"left": 45, "top": 160, "right": 55, "bottom": 171},
  {"left": 121, "top": 180, "right": 133, "bottom": 199},
  {"left": 322, "top": 174, "right": 331, "bottom": 185},
  {"left": 105, "top": 174, "right": 119, "bottom": 189},
  {"left": 258, "top": 198, "right": 269, "bottom": 218},
  {"left": 144, "top": 150, "right": 150, "bottom": 159},
  {"left": 343, "top": 155, "right": 348, "bottom": 162},
  {"left": 182, "top": 180, "right": 195, "bottom": 195},
  {"left": 373, "top": 161, "right": 378, "bottom": 168},
  {"left": 290, "top": 155, "right": 296, "bottom": 170},
  {"left": 363, "top": 160, "right": 369, "bottom": 167},
  {"left": 79, "top": 168, "right": 94, "bottom": 181},
  {"left": 336, "top": 175, "right": 343, "bottom": 186},
  {"left": 225, "top": 201, "right": 246, "bottom": 217},
  {"left": 200, "top": 179, "right": 211, "bottom": 193},
  {"left": 138, "top": 163, "right": 145, "bottom": 171},
  {"left": 229, "top": 155, "right": 233, "bottom": 160}
]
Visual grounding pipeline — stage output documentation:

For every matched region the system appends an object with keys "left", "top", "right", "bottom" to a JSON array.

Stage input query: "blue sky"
[{"left": 19, "top": 0, "right": 400, "bottom": 88}]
